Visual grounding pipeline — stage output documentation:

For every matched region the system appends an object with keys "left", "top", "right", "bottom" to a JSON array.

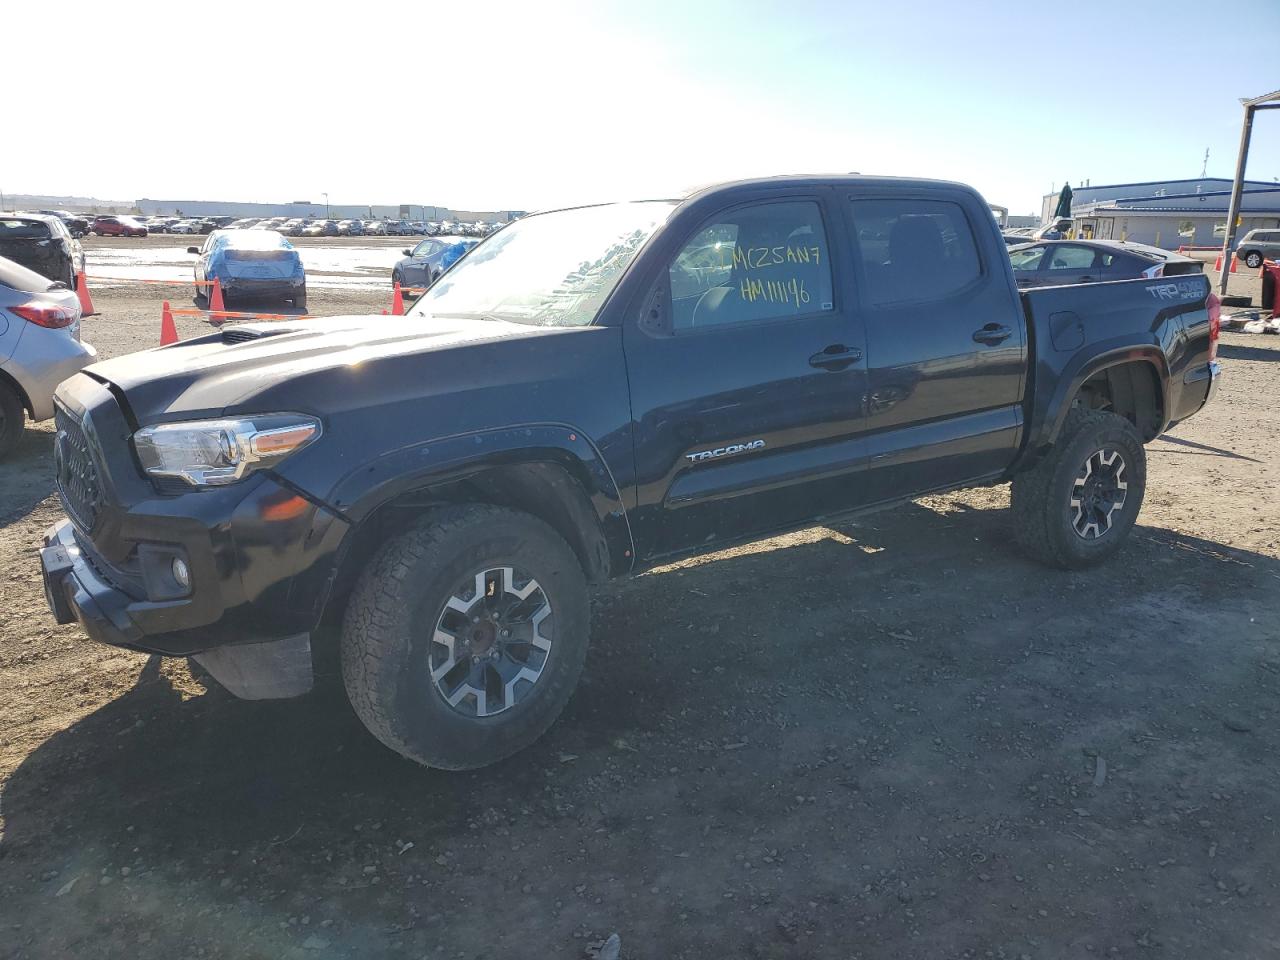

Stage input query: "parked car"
[
  {"left": 392, "top": 235, "right": 479, "bottom": 290},
  {"left": 0, "top": 255, "right": 96, "bottom": 459},
  {"left": 1008, "top": 239, "right": 1203, "bottom": 288},
  {"left": 1233, "top": 228, "right": 1280, "bottom": 269},
  {"left": 363, "top": 220, "right": 387, "bottom": 236},
  {"left": 169, "top": 220, "right": 201, "bottom": 235},
  {"left": 91, "top": 216, "right": 147, "bottom": 238},
  {"left": 227, "top": 218, "right": 260, "bottom": 230},
  {"left": 300, "top": 221, "right": 326, "bottom": 237},
  {"left": 280, "top": 218, "right": 307, "bottom": 236},
  {"left": 36, "top": 175, "right": 1222, "bottom": 771},
  {"left": 1034, "top": 217, "right": 1073, "bottom": 240},
  {"left": 188, "top": 229, "right": 306, "bottom": 309},
  {"left": 337, "top": 219, "right": 364, "bottom": 236},
  {"left": 0, "top": 214, "right": 85, "bottom": 288},
  {"left": 34, "top": 210, "right": 90, "bottom": 238}
]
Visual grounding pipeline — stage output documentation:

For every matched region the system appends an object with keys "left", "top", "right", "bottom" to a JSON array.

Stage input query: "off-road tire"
[
  {"left": 341, "top": 504, "right": 589, "bottom": 769},
  {"left": 1011, "top": 408, "right": 1146, "bottom": 569},
  {"left": 0, "top": 380, "right": 26, "bottom": 461}
]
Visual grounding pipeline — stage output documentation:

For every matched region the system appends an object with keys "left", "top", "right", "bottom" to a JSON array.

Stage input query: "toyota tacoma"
[{"left": 39, "top": 176, "right": 1221, "bottom": 769}]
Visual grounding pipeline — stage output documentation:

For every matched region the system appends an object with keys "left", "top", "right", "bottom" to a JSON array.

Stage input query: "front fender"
[{"left": 327, "top": 422, "right": 634, "bottom": 574}]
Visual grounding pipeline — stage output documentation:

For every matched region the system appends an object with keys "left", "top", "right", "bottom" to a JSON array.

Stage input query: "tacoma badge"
[{"left": 685, "top": 439, "right": 766, "bottom": 463}]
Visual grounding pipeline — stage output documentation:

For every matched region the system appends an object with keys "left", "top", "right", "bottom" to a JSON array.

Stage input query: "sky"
[{"left": 7, "top": 0, "right": 1279, "bottom": 214}]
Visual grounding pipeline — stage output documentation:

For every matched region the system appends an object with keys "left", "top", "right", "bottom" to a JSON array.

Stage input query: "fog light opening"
[{"left": 172, "top": 557, "right": 191, "bottom": 591}]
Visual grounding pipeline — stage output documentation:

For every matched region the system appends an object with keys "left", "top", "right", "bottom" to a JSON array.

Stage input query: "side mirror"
[
  {"left": 187, "top": 246, "right": 200, "bottom": 255},
  {"left": 403, "top": 249, "right": 413, "bottom": 258}
]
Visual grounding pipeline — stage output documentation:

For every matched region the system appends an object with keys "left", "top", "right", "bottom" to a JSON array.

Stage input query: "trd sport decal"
[{"left": 685, "top": 439, "right": 766, "bottom": 463}]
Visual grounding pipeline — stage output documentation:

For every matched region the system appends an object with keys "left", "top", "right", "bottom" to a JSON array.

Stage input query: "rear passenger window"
[
  {"left": 849, "top": 199, "right": 981, "bottom": 305},
  {"left": 1046, "top": 246, "right": 1097, "bottom": 270},
  {"left": 668, "top": 200, "right": 834, "bottom": 331}
]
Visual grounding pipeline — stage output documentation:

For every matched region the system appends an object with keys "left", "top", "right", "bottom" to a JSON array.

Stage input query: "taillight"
[
  {"left": 1141, "top": 263, "right": 1165, "bottom": 279},
  {"left": 1206, "top": 291, "right": 1221, "bottom": 361},
  {"left": 11, "top": 302, "right": 78, "bottom": 329}
]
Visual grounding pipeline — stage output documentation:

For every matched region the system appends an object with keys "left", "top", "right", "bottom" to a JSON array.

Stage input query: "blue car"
[
  {"left": 189, "top": 230, "right": 306, "bottom": 309},
  {"left": 391, "top": 235, "right": 479, "bottom": 291}
]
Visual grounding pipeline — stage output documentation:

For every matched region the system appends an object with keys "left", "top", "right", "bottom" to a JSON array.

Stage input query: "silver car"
[
  {"left": 1234, "top": 229, "right": 1280, "bottom": 269},
  {"left": 0, "top": 255, "right": 97, "bottom": 458}
]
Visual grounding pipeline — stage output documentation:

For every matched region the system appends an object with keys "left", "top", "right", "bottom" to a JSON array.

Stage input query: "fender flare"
[
  {"left": 328, "top": 421, "right": 634, "bottom": 576},
  {"left": 1042, "top": 344, "right": 1169, "bottom": 447}
]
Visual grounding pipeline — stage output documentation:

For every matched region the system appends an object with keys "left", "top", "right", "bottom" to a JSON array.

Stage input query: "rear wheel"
[
  {"left": 292, "top": 286, "right": 307, "bottom": 312},
  {"left": 0, "top": 381, "right": 26, "bottom": 461},
  {"left": 341, "top": 504, "right": 589, "bottom": 770},
  {"left": 1011, "top": 408, "right": 1146, "bottom": 569},
  {"left": 1243, "top": 251, "right": 1263, "bottom": 269}
]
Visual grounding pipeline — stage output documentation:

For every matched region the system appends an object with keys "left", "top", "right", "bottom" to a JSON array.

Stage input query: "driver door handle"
[
  {"left": 972, "top": 323, "right": 1013, "bottom": 345},
  {"left": 809, "top": 344, "right": 863, "bottom": 371}
]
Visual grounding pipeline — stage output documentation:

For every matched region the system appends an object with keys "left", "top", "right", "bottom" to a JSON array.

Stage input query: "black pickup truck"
[{"left": 39, "top": 176, "right": 1221, "bottom": 769}]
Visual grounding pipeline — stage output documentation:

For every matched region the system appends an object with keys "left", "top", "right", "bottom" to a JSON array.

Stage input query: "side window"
[
  {"left": 849, "top": 198, "right": 982, "bottom": 305},
  {"left": 413, "top": 240, "right": 436, "bottom": 258},
  {"left": 668, "top": 200, "right": 834, "bottom": 331},
  {"left": 1046, "top": 245, "right": 1098, "bottom": 270},
  {"left": 1008, "top": 246, "right": 1046, "bottom": 272}
]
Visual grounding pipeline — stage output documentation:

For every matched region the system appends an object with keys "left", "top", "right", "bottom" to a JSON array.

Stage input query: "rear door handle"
[
  {"left": 972, "top": 323, "right": 1013, "bottom": 345},
  {"left": 809, "top": 343, "right": 863, "bottom": 371}
]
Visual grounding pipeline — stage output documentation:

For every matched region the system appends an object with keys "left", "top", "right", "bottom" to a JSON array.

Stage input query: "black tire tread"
[
  {"left": 0, "top": 380, "right": 24, "bottom": 460},
  {"left": 341, "top": 504, "right": 587, "bottom": 769},
  {"left": 1011, "top": 408, "right": 1141, "bottom": 569}
]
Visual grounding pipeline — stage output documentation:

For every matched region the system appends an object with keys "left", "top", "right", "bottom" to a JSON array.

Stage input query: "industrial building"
[{"left": 1041, "top": 177, "right": 1280, "bottom": 250}]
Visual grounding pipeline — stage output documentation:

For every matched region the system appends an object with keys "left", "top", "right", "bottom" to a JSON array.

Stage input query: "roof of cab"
[{"left": 680, "top": 173, "right": 972, "bottom": 201}]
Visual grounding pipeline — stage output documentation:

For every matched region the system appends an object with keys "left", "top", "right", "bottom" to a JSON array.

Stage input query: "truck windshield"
[{"left": 409, "top": 201, "right": 677, "bottom": 327}]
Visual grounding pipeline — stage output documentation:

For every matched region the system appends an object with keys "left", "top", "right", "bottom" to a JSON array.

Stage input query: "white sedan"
[{"left": 170, "top": 220, "right": 200, "bottom": 234}]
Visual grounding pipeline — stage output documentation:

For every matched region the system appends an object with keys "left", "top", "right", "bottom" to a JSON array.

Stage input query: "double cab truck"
[{"left": 39, "top": 176, "right": 1221, "bottom": 769}]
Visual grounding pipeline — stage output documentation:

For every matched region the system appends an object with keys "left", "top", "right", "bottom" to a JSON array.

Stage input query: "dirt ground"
[{"left": 1, "top": 255, "right": 1278, "bottom": 959}]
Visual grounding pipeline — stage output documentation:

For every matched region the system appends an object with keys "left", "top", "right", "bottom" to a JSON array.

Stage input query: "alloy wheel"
[
  {"left": 428, "top": 566, "right": 553, "bottom": 717},
  {"left": 1070, "top": 448, "right": 1128, "bottom": 540}
]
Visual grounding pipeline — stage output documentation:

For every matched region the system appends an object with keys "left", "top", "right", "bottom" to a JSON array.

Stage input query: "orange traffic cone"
[
  {"left": 1230, "top": 255, "right": 1239, "bottom": 274},
  {"left": 160, "top": 301, "right": 179, "bottom": 345},
  {"left": 208, "top": 277, "right": 226, "bottom": 325},
  {"left": 75, "top": 272, "right": 96, "bottom": 317},
  {"left": 1214, "top": 253, "right": 1223, "bottom": 271},
  {"left": 391, "top": 281, "right": 405, "bottom": 316}
]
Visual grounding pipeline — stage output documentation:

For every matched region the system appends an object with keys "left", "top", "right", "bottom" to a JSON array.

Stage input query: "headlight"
[{"left": 133, "top": 414, "right": 321, "bottom": 487}]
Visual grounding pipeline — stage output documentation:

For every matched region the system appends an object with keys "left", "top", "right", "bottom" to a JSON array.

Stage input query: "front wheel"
[
  {"left": 341, "top": 504, "right": 589, "bottom": 770},
  {"left": 1243, "top": 251, "right": 1263, "bottom": 269},
  {"left": 1010, "top": 409, "right": 1146, "bottom": 569}
]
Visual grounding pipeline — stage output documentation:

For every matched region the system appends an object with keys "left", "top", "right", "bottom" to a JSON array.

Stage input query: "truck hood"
[{"left": 84, "top": 313, "right": 557, "bottom": 421}]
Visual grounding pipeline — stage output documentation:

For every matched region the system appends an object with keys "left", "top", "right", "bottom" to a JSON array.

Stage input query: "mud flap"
[{"left": 193, "top": 633, "right": 314, "bottom": 700}]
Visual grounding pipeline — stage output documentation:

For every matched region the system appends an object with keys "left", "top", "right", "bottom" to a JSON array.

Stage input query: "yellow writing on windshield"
[
  {"left": 729, "top": 245, "right": 822, "bottom": 271},
  {"left": 739, "top": 276, "right": 810, "bottom": 308}
]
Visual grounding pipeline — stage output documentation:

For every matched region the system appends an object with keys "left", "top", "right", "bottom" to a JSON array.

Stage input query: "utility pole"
[
  {"left": 322, "top": 192, "right": 329, "bottom": 218},
  {"left": 1219, "top": 90, "right": 1280, "bottom": 295},
  {"left": 1200, "top": 147, "right": 1209, "bottom": 179}
]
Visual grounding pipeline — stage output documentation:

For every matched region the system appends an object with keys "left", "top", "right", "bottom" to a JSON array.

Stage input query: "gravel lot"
[{"left": 1, "top": 247, "right": 1278, "bottom": 959}]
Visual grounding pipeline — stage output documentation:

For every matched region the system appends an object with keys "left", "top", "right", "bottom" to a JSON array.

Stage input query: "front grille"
[{"left": 53, "top": 403, "right": 102, "bottom": 532}]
